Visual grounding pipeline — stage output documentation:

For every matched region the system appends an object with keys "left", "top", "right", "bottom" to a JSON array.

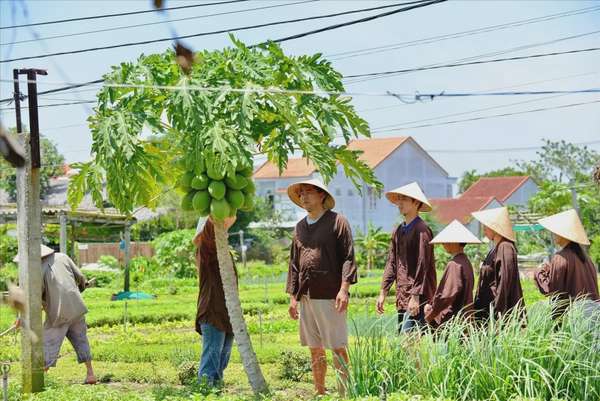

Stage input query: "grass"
[{"left": 0, "top": 263, "right": 586, "bottom": 401}]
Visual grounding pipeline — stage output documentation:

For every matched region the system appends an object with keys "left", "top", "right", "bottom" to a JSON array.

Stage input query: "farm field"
[{"left": 4, "top": 264, "right": 595, "bottom": 401}]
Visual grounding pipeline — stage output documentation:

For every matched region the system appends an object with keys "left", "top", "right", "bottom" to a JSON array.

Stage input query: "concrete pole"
[
  {"left": 16, "top": 133, "right": 44, "bottom": 393},
  {"left": 123, "top": 223, "right": 131, "bottom": 293},
  {"left": 59, "top": 212, "right": 68, "bottom": 255}
]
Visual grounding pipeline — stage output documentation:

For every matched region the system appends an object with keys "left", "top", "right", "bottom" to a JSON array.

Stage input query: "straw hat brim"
[
  {"left": 471, "top": 208, "right": 516, "bottom": 242},
  {"left": 538, "top": 209, "right": 590, "bottom": 246},
  {"left": 287, "top": 180, "right": 335, "bottom": 210},
  {"left": 13, "top": 244, "right": 55, "bottom": 263},
  {"left": 430, "top": 220, "right": 482, "bottom": 244},
  {"left": 385, "top": 182, "right": 432, "bottom": 212}
]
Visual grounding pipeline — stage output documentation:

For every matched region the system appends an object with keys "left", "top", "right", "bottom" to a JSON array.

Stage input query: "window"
[
  {"left": 335, "top": 188, "right": 342, "bottom": 196},
  {"left": 347, "top": 188, "right": 354, "bottom": 197}
]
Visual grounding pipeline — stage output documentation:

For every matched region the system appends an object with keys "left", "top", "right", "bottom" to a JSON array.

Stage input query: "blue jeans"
[
  {"left": 198, "top": 323, "right": 234, "bottom": 386},
  {"left": 398, "top": 308, "right": 426, "bottom": 333}
]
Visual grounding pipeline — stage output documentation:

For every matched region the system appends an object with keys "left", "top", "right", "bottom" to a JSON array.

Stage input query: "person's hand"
[
  {"left": 288, "top": 297, "right": 299, "bottom": 320},
  {"left": 424, "top": 304, "right": 432, "bottom": 315},
  {"left": 376, "top": 293, "right": 386, "bottom": 315},
  {"left": 407, "top": 295, "right": 420, "bottom": 317},
  {"left": 85, "top": 278, "right": 97, "bottom": 288},
  {"left": 14, "top": 318, "right": 21, "bottom": 329},
  {"left": 335, "top": 288, "right": 349, "bottom": 313}
]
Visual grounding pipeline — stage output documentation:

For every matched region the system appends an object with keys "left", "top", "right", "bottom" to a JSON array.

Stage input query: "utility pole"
[{"left": 14, "top": 68, "right": 47, "bottom": 394}]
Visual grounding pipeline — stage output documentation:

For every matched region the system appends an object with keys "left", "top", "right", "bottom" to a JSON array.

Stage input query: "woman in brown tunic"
[
  {"left": 471, "top": 207, "right": 525, "bottom": 320},
  {"left": 425, "top": 220, "right": 479, "bottom": 328},
  {"left": 534, "top": 209, "right": 599, "bottom": 308}
]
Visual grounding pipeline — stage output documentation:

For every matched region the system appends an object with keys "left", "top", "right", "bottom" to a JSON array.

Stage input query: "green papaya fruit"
[
  {"left": 181, "top": 191, "right": 195, "bottom": 211},
  {"left": 225, "top": 174, "right": 248, "bottom": 190},
  {"left": 240, "top": 193, "right": 254, "bottom": 211},
  {"left": 208, "top": 180, "right": 226, "bottom": 200},
  {"left": 242, "top": 179, "right": 256, "bottom": 195},
  {"left": 194, "top": 158, "right": 206, "bottom": 175},
  {"left": 192, "top": 190, "right": 211, "bottom": 212},
  {"left": 180, "top": 171, "right": 195, "bottom": 191},
  {"left": 206, "top": 162, "right": 225, "bottom": 180},
  {"left": 210, "top": 198, "right": 231, "bottom": 221},
  {"left": 191, "top": 174, "right": 209, "bottom": 190},
  {"left": 226, "top": 189, "right": 245, "bottom": 209}
]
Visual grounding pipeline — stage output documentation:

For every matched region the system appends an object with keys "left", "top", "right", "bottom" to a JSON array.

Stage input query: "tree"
[
  {"left": 517, "top": 139, "right": 600, "bottom": 184},
  {"left": 0, "top": 128, "right": 65, "bottom": 200},
  {"left": 355, "top": 223, "right": 390, "bottom": 270},
  {"left": 458, "top": 167, "right": 526, "bottom": 193},
  {"left": 593, "top": 162, "right": 600, "bottom": 187},
  {"left": 67, "top": 36, "right": 381, "bottom": 394}
]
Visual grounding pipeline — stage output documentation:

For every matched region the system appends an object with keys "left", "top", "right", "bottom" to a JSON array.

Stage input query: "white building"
[{"left": 253, "top": 136, "right": 456, "bottom": 233}]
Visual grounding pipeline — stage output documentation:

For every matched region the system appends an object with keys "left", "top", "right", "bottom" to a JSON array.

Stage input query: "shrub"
[
  {"left": 0, "top": 226, "right": 18, "bottom": 268},
  {"left": 152, "top": 229, "right": 196, "bottom": 278},
  {"left": 98, "top": 255, "right": 119, "bottom": 270},
  {"left": 590, "top": 234, "right": 600, "bottom": 268},
  {"left": 0, "top": 262, "right": 18, "bottom": 291},
  {"left": 83, "top": 270, "right": 120, "bottom": 288},
  {"left": 278, "top": 350, "right": 312, "bottom": 381}
]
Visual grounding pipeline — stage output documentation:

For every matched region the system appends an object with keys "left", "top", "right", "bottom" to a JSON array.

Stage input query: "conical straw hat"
[
  {"left": 538, "top": 209, "right": 590, "bottom": 246},
  {"left": 287, "top": 179, "right": 335, "bottom": 210},
  {"left": 13, "top": 244, "right": 55, "bottom": 262},
  {"left": 471, "top": 206, "right": 516, "bottom": 242},
  {"left": 385, "top": 182, "right": 432, "bottom": 212},
  {"left": 430, "top": 220, "right": 483, "bottom": 244}
]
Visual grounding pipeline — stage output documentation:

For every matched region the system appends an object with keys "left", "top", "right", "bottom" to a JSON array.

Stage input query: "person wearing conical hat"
[
  {"left": 376, "top": 182, "right": 436, "bottom": 333},
  {"left": 13, "top": 244, "right": 97, "bottom": 384},
  {"left": 471, "top": 207, "right": 525, "bottom": 320},
  {"left": 285, "top": 179, "right": 357, "bottom": 396},
  {"left": 534, "top": 209, "right": 599, "bottom": 310},
  {"left": 424, "top": 220, "right": 480, "bottom": 328}
]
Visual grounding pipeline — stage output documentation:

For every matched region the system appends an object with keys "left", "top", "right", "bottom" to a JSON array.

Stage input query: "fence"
[{"left": 77, "top": 242, "right": 154, "bottom": 265}]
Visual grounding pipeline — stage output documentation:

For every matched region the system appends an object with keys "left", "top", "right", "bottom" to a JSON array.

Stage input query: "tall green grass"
[{"left": 347, "top": 300, "right": 600, "bottom": 401}]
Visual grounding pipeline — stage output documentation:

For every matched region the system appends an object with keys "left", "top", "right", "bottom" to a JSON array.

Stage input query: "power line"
[
  {"left": 0, "top": 0, "right": 250, "bottom": 30},
  {"left": 1, "top": 0, "right": 316, "bottom": 46},
  {"left": 372, "top": 98, "right": 600, "bottom": 133},
  {"left": 344, "top": 47, "right": 600, "bottom": 79},
  {"left": 426, "top": 140, "right": 600, "bottom": 154},
  {"left": 0, "top": 1, "right": 441, "bottom": 63},
  {"left": 0, "top": 100, "right": 95, "bottom": 111},
  {"left": 326, "top": 5, "right": 600, "bottom": 60}
]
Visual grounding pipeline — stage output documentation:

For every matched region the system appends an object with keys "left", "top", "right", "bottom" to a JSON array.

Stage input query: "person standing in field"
[
  {"left": 471, "top": 207, "right": 525, "bottom": 320},
  {"left": 193, "top": 215, "right": 238, "bottom": 387},
  {"left": 424, "top": 220, "right": 480, "bottom": 328},
  {"left": 534, "top": 209, "right": 599, "bottom": 315},
  {"left": 286, "top": 179, "right": 357, "bottom": 396},
  {"left": 376, "top": 182, "right": 436, "bottom": 333}
]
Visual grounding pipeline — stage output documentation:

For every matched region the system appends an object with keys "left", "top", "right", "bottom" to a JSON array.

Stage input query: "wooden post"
[
  {"left": 15, "top": 68, "right": 47, "bottom": 394},
  {"left": 59, "top": 212, "right": 68, "bottom": 255},
  {"left": 123, "top": 223, "right": 131, "bottom": 292}
]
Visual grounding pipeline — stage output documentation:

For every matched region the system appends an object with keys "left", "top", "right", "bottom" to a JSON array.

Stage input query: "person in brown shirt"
[
  {"left": 286, "top": 179, "right": 357, "bottom": 396},
  {"left": 376, "top": 182, "right": 436, "bottom": 333},
  {"left": 193, "top": 215, "right": 237, "bottom": 387},
  {"left": 471, "top": 207, "right": 525, "bottom": 320},
  {"left": 424, "top": 220, "right": 479, "bottom": 328},
  {"left": 534, "top": 209, "right": 599, "bottom": 314}
]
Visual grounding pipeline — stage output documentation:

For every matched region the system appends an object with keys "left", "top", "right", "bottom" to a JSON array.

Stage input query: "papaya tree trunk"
[{"left": 212, "top": 219, "right": 269, "bottom": 395}]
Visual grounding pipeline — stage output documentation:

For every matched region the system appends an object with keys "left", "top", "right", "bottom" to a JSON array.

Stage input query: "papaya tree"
[{"left": 67, "top": 35, "right": 381, "bottom": 395}]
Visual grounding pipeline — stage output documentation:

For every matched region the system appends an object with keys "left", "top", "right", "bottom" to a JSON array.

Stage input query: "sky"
[{"left": 1, "top": 0, "right": 599, "bottom": 183}]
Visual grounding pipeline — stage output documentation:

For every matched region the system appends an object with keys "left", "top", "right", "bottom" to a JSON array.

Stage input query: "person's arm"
[
  {"left": 377, "top": 231, "right": 397, "bottom": 314},
  {"left": 534, "top": 254, "right": 567, "bottom": 296},
  {"left": 286, "top": 231, "right": 300, "bottom": 320},
  {"left": 493, "top": 243, "right": 518, "bottom": 312},
  {"left": 66, "top": 256, "right": 87, "bottom": 292},
  {"left": 425, "top": 263, "right": 462, "bottom": 324},
  {"left": 407, "top": 229, "right": 435, "bottom": 316}
]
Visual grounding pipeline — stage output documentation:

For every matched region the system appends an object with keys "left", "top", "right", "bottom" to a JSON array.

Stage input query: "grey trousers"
[{"left": 44, "top": 315, "right": 92, "bottom": 368}]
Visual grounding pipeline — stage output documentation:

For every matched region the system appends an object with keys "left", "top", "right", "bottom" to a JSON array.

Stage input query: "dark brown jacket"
[
  {"left": 534, "top": 246, "right": 599, "bottom": 302},
  {"left": 286, "top": 210, "right": 357, "bottom": 300},
  {"left": 474, "top": 240, "right": 524, "bottom": 319},
  {"left": 381, "top": 217, "right": 436, "bottom": 311},
  {"left": 425, "top": 253, "right": 474, "bottom": 327},
  {"left": 195, "top": 219, "right": 236, "bottom": 334}
]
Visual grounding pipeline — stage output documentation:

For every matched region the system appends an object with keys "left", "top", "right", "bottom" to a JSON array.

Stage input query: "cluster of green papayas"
[{"left": 179, "top": 155, "right": 255, "bottom": 220}]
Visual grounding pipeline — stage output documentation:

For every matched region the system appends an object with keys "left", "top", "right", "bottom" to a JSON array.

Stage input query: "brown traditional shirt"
[
  {"left": 474, "top": 240, "right": 524, "bottom": 319},
  {"left": 381, "top": 217, "right": 436, "bottom": 311},
  {"left": 195, "top": 219, "right": 236, "bottom": 334},
  {"left": 425, "top": 253, "right": 474, "bottom": 327},
  {"left": 286, "top": 210, "right": 357, "bottom": 300},
  {"left": 534, "top": 246, "right": 599, "bottom": 302},
  {"left": 42, "top": 253, "right": 88, "bottom": 328}
]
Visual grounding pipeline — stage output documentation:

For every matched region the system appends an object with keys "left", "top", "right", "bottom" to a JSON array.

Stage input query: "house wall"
[
  {"left": 504, "top": 179, "right": 539, "bottom": 207},
  {"left": 327, "top": 140, "right": 455, "bottom": 233}
]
